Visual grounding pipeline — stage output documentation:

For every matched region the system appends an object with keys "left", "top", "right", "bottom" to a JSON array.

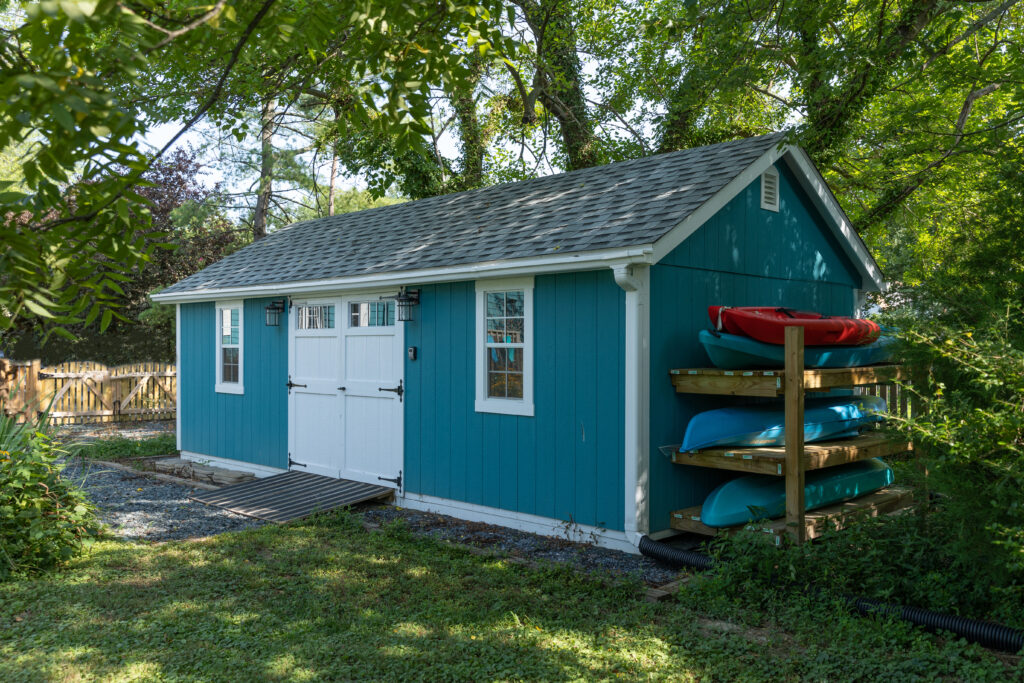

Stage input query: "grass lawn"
[{"left": 0, "top": 512, "right": 1017, "bottom": 682}]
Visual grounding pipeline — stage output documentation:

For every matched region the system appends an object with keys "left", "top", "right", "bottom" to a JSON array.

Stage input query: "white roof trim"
[
  {"left": 152, "top": 245, "right": 655, "bottom": 303},
  {"left": 650, "top": 144, "right": 885, "bottom": 292}
]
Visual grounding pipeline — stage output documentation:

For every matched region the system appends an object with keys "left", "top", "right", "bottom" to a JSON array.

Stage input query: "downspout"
[{"left": 613, "top": 260, "right": 652, "bottom": 548}]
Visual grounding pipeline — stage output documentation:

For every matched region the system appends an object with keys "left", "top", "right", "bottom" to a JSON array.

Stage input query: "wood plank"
[
  {"left": 669, "top": 370, "right": 781, "bottom": 397},
  {"left": 669, "top": 487, "right": 915, "bottom": 540},
  {"left": 784, "top": 326, "right": 806, "bottom": 544},
  {"left": 670, "top": 434, "right": 914, "bottom": 474},
  {"left": 669, "top": 365, "right": 911, "bottom": 396}
]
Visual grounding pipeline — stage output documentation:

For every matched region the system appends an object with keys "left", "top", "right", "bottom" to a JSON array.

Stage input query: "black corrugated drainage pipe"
[{"left": 638, "top": 535, "right": 1024, "bottom": 653}]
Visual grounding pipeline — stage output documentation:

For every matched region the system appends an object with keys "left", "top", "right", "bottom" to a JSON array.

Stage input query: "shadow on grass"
[{"left": 0, "top": 511, "right": 1015, "bottom": 682}]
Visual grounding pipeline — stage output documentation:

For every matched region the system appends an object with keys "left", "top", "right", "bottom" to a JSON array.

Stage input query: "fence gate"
[{"left": 0, "top": 359, "right": 176, "bottom": 425}]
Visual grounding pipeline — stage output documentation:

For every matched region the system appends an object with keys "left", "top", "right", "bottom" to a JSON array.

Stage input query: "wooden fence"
[
  {"left": 0, "top": 359, "right": 176, "bottom": 425},
  {"left": 861, "top": 382, "right": 913, "bottom": 418}
]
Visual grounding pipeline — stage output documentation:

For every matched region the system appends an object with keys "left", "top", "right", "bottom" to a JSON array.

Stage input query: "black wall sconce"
[
  {"left": 381, "top": 287, "right": 420, "bottom": 322},
  {"left": 264, "top": 299, "right": 286, "bottom": 326}
]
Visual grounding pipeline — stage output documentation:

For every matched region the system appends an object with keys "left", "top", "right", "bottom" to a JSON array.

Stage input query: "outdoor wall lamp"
[
  {"left": 264, "top": 299, "right": 286, "bottom": 326},
  {"left": 381, "top": 287, "right": 420, "bottom": 322}
]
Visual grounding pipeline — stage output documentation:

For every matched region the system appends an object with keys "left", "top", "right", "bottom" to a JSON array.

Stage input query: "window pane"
[
  {"left": 221, "top": 308, "right": 239, "bottom": 345},
  {"left": 506, "top": 348, "right": 523, "bottom": 372},
  {"left": 488, "top": 347, "right": 507, "bottom": 372},
  {"left": 506, "top": 372, "right": 523, "bottom": 399},
  {"left": 222, "top": 347, "right": 239, "bottom": 383},
  {"left": 486, "top": 292, "right": 504, "bottom": 318},
  {"left": 487, "top": 372, "right": 507, "bottom": 398},
  {"left": 505, "top": 318, "right": 524, "bottom": 344},
  {"left": 505, "top": 291, "right": 524, "bottom": 317},
  {"left": 487, "top": 318, "right": 505, "bottom": 343}
]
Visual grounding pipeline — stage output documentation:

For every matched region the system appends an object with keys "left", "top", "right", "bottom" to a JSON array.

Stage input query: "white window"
[
  {"left": 475, "top": 277, "right": 534, "bottom": 416},
  {"left": 296, "top": 304, "right": 335, "bottom": 330},
  {"left": 760, "top": 167, "right": 780, "bottom": 212},
  {"left": 215, "top": 301, "right": 243, "bottom": 394},
  {"left": 349, "top": 301, "right": 395, "bottom": 327}
]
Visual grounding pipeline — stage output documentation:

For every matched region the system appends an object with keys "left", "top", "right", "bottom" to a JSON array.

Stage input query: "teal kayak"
[
  {"left": 701, "top": 458, "right": 895, "bottom": 527},
  {"left": 699, "top": 329, "right": 895, "bottom": 370},
  {"left": 680, "top": 394, "right": 887, "bottom": 452}
]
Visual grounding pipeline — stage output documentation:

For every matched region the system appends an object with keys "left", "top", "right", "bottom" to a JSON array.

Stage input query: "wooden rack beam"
[{"left": 665, "top": 434, "right": 913, "bottom": 476}]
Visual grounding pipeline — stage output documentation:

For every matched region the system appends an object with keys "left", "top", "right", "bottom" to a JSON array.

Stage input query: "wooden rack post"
[{"left": 784, "top": 326, "right": 806, "bottom": 543}]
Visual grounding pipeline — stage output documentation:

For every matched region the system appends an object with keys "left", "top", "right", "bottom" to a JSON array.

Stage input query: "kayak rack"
[{"left": 666, "top": 326, "right": 916, "bottom": 544}]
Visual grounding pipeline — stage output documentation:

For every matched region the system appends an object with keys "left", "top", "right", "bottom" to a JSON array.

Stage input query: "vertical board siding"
[
  {"left": 404, "top": 270, "right": 626, "bottom": 531},
  {"left": 648, "top": 163, "right": 863, "bottom": 532},
  {"left": 180, "top": 298, "right": 288, "bottom": 469}
]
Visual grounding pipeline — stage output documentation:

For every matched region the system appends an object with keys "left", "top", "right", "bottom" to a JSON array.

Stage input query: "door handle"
[
  {"left": 377, "top": 379, "right": 404, "bottom": 402},
  {"left": 337, "top": 386, "right": 346, "bottom": 391}
]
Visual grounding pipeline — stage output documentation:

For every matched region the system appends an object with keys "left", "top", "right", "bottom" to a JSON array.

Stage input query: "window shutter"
[{"left": 761, "top": 168, "right": 780, "bottom": 212}]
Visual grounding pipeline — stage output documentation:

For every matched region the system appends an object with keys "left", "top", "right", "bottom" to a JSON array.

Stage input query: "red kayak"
[{"left": 708, "top": 306, "right": 881, "bottom": 346}]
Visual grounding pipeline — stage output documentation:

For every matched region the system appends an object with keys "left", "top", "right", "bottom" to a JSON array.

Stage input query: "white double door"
[{"left": 287, "top": 294, "right": 404, "bottom": 487}]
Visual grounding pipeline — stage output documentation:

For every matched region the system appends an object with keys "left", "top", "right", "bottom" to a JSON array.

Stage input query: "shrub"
[{"left": 0, "top": 415, "right": 101, "bottom": 579}]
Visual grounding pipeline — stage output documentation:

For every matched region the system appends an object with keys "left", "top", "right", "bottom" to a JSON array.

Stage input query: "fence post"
[{"left": 25, "top": 359, "right": 41, "bottom": 423}]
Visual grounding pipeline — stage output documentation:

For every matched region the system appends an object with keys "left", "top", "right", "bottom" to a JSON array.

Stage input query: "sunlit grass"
[{"left": 0, "top": 511, "right": 1015, "bottom": 682}]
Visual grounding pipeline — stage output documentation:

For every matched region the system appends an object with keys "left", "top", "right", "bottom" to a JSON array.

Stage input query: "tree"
[{"left": 1, "top": 0, "right": 515, "bottom": 334}]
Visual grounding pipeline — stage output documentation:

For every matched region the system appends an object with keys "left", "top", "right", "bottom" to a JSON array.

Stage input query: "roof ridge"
[{"left": 274, "top": 132, "right": 786, "bottom": 235}]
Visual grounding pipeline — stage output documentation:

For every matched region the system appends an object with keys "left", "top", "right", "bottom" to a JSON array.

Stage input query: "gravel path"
[
  {"left": 57, "top": 423, "right": 681, "bottom": 584},
  {"left": 61, "top": 458, "right": 266, "bottom": 542}
]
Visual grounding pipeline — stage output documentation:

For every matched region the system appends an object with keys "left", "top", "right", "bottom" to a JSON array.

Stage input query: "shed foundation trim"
[
  {"left": 397, "top": 492, "right": 640, "bottom": 554},
  {"left": 180, "top": 451, "right": 288, "bottom": 478}
]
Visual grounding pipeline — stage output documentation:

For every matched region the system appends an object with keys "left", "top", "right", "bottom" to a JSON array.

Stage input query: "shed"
[{"left": 153, "top": 133, "right": 884, "bottom": 552}]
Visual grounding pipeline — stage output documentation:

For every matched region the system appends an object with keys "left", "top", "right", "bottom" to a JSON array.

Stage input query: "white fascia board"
[
  {"left": 781, "top": 148, "right": 886, "bottom": 292},
  {"left": 180, "top": 451, "right": 287, "bottom": 478},
  {"left": 151, "top": 246, "right": 655, "bottom": 304}
]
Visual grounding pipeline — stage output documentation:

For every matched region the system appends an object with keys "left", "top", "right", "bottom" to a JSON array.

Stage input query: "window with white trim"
[
  {"left": 215, "top": 301, "right": 243, "bottom": 394},
  {"left": 475, "top": 278, "right": 533, "bottom": 416},
  {"left": 760, "top": 167, "right": 780, "bottom": 212}
]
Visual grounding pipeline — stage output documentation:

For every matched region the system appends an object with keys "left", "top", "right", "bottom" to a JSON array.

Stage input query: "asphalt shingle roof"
[{"left": 162, "top": 133, "right": 785, "bottom": 295}]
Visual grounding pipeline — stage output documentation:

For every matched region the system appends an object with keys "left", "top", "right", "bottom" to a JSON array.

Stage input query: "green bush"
[{"left": 0, "top": 415, "right": 101, "bottom": 579}]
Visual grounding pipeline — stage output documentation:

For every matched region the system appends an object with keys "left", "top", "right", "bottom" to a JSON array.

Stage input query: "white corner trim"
[
  {"left": 782, "top": 148, "right": 886, "bottom": 292},
  {"left": 152, "top": 247, "right": 655, "bottom": 303},
  {"left": 651, "top": 143, "right": 787, "bottom": 264},
  {"left": 474, "top": 276, "right": 535, "bottom": 417},
  {"left": 621, "top": 265, "right": 650, "bottom": 539},
  {"left": 180, "top": 451, "right": 287, "bottom": 478},
  {"left": 175, "top": 303, "right": 181, "bottom": 452},
  {"left": 397, "top": 492, "right": 640, "bottom": 554}
]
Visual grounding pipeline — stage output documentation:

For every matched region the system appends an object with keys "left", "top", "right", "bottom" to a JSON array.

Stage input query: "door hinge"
[
  {"left": 289, "top": 454, "right": 307, "bottom": 468},
  {"left": 378, "top": 470, "right": 402, "bottom": 492},
  {"left": 377, "top": 378, "right": 404, "bottom": 402},
  {"left": 286, "top": 376, "right": 307, "bottom": 393}
]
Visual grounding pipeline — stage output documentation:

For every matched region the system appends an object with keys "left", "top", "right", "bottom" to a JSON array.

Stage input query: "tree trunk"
[
  {"left": 519, "top": 0, "right": 599, "bottom": 171},
  {"left": 452, "top": 54, "right": 488, "bottom": 191},
  {"left": 328, "top": 152, "right": 338, "bottom": 216},
  {"left": 252, "top": 95, "right": 276, "bottom": 240}
]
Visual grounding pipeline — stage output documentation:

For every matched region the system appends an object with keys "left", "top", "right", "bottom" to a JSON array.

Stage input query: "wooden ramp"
[{"left": 189, "top": 471, "right": 392, "bottom": 523}]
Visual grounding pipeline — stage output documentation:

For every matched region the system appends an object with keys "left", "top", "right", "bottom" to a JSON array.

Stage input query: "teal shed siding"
[
  {"left": 647, "top": 162, "right": 863, "bottom": 533},
  {"left": 179, "top": 298, "right": 288, "bottom": 469},
  {"left": 404, "top": 271, "right": 626, "bottom": 531}
]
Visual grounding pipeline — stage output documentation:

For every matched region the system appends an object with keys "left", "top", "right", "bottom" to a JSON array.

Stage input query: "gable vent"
[{"left": 760, "top": 168, "right": 780, "bottom": 212}]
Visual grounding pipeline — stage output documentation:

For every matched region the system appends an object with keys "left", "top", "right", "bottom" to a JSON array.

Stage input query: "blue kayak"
[
  {"left": 680, "top": 395, "right": 887, "bottom": 452},
  {"left": 701, "top": 458, "right": 895, "bottom": 527},
  {"left": 699, "top": 329, "right": 895, "bottom": 370}
]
